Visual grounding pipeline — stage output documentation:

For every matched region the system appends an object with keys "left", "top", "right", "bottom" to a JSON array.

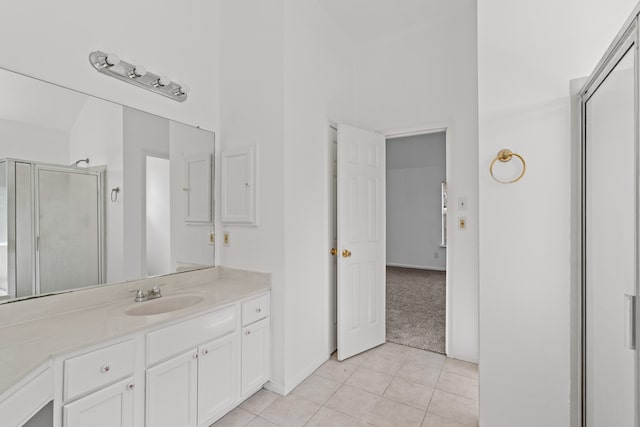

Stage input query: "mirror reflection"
[{"left": 0, "top": 69, "right": 214, "bottom": 302}]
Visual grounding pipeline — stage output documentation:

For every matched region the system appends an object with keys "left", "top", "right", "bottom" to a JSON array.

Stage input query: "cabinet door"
[
  {"left": 63, "top": 377, "right": 134, "bottom": 427},
  {"left": 221, "top": 146, "right": 257, "bottom": 225},
  {"left": 197, "top": 333, "right": 239, "bottom": 426},
  {"left": 183, "top": 153, "right": 212, "bottom": 223},
  {"left": 146, "top": 350, "right": 198, "bottom": 427},
  {"left": 241, "top": 318, "right": 270, "bottom": 397}
]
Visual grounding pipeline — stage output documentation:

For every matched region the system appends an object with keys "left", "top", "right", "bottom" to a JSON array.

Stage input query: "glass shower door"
[
  {"left": 584, "top": 38, "right": 637, "bottom": 426},
  {"left": 36, "top": 167, "right": 102, "bottom": 294}
]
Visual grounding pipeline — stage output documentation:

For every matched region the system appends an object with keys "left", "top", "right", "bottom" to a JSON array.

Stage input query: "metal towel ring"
[
  {"left": 111, "top": 187, "right": 120, "bottom": 202},
  {"left": 490, "top": 149, "right": 526, "bottom": 184}
]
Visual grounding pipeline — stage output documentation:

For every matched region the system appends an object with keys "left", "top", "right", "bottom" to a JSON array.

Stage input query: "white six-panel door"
[{"left": 337, "top": 124, "right": 386, "bottom": 361}]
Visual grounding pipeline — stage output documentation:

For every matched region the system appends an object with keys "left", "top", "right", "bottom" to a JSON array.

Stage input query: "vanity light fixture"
[{"left": 89, "top": 51, "right": 189, "bottom": 102}]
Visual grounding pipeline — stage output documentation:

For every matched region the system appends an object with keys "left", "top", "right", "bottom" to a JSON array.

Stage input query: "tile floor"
[{"left": 213, "top": 342, "right": 479, "bottom": 427}]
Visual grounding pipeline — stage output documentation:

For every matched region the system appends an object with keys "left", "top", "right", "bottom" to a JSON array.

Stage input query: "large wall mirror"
[{"left": 0, "top": 68, "right": 215, "bottom": 303}]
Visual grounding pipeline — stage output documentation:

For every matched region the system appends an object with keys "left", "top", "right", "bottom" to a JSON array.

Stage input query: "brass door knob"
[
  {"left": 342, "top": 249, "right": 352, "bottom": 258},
  {"left": 331, "top": 248, "right": 337, "bottom": 256}
]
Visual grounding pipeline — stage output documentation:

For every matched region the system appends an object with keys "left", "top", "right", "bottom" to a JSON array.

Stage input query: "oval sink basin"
[{"left": 125, "top": 295, "right": 204, "bottom": 316}]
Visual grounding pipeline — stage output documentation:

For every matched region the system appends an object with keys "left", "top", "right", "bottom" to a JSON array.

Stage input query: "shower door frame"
[
  {"left": 579, "top": 13, "right": 640, "bottom": 427},
  {"left": 33, "top": 163, "right": 105, "bottom": 295},
  {"left": 3, "top": 159, "right": 105, "bottom": 298}
]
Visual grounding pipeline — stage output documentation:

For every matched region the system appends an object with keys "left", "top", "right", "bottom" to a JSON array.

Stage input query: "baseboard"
[
  {"left": 386, "top": 263, "right": 446, "bottom": 272},
  {"left": 447, "top": 351, "right": 479, "bottom": 365},
  {"left": 264, "top": 380, "right": 285, "bottom": 396},
  {"left": 287, "top": 353, "right": 331, "bottom": 395},
  {"left": 268, "top": 353, "right": 330, "bottom": 396}
]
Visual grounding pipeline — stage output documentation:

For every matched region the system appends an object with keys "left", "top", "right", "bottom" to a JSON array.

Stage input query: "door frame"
[
  {"left": 141, "top": 151, "right": 171, "bottom": 278},
  {"left": 327, "top": 124, "right": 338, "bottom": 354},
  {"left": 384, "top": 122, "right": 452, "bottom": 356},
  {"left": 577, "top": 16, "right": 640, "bottom": 427},
  {"left": 326, "top": 121, "right": 452, "bottom": 356}
]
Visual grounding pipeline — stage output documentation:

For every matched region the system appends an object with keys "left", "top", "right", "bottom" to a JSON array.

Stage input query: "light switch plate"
[{"left": 458, "top": 197, "right": 468, "bottom": 211}]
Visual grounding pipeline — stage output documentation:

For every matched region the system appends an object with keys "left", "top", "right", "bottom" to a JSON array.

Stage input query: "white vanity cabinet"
[
  {"left": 0, "top": 289, "right": 271, "bottom": 427},
  {"left": 145, "top": 305, "right": 242, "bottom": 427},
  {"left": 60, "top": 339, "right": 137, "bottom": 427},
  {"left": 146, "top": 350, "right": 198, "bottom": 427},
  {"left": 241, "top": 294, "right": 271, "bottom": 397},
  {"left": 63, "top": 377, "right": 134, "bottom": 427},
  {"left": 197, "top": 333, "right": 239, "bottom": 424}
]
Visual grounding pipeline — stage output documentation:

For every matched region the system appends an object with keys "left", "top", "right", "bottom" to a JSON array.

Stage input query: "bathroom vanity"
[{"left": 0, "top": 267, "right": 271, "bottom": 427}]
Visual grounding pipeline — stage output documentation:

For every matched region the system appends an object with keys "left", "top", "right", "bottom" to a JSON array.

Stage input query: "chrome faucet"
[{"left": 130, "top": 285, "right": 164, "bottom": 302}]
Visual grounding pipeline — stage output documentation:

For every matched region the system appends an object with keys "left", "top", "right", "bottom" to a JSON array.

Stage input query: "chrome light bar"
[{"left": 89, "top": 51, "right": 189, "bottom": 103}]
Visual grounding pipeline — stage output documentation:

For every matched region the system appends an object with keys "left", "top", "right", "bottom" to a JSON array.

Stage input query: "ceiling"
[
  {"left": 0, "top": 69, "right": 88, "bottom": 133},
  {"left": 318, "top": 0, "right": 444, "bottom": 44}
]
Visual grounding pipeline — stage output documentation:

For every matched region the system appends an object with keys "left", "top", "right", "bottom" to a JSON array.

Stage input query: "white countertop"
[{"left": 0, "top": 268, "right": 270, "bottom": 396}]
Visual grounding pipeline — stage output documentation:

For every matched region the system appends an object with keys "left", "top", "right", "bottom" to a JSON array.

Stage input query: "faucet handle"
[
  {"left": 150, "top": 285, "right": 165, "bottom": 295},
  {"left": 129, "top": 289, "right": 146, "bottom": 302}
]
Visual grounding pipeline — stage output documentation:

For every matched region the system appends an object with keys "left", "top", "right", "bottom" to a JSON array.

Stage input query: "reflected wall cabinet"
[
  {"left": 221, "top": 146, "right": 257, "bottom": 225},
  {"left": 183, "top": 153, "right": 213, "bottom": 223}
]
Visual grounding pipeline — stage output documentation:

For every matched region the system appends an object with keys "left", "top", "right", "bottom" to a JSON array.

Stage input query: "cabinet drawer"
[
  {"left": 147, "top": 305, "right": 236, "bottom": 366},
  {"left": 242, "top": 293, "right": 269, "bottom": 326},
  {"left": 64, "top": 340, "right": 135, "bottom": 402}
]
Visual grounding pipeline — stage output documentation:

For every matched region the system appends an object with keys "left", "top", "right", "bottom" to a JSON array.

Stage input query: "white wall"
[
  {"left": 123, "top": 107, "right": 169, "bottom": 280},
  {"left": 282, "top": 0, "right": 356, "bottom": 390},
  {"left": 69, "top": 98, "right": 124, "bottom": 283},
  {"left": 0, "top": 0, "right": 219, "bottom": 133},
  {"left": 219, "top": 0, "right": 356, "bottom": 394},
  {"left": 219, "top": 0, "right": 287, "bottom": 392},
  {"left": 0, "top": 118, "right": 69, "bottom": 164},
  {"left": 477, "top": 1, "right": 638, "bottom": 425},
  {"left": 352, "top": 0, "right": 479, "bottom": 362},
  {"left": 386, "top": 132, "right": 446, "bottom": 271}
]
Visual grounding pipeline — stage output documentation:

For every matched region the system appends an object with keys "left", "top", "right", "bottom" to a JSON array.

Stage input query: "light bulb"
[
  {"left": 133, "top": 65, "right": 147, "bottom": 77},
  {"left": 158, "top": 76, "right": 171, "bottom": 87},
  {"left": 179, "top": 84, "right": 190, "bottom": 95},
  {"left": 105, "top": 53, "right": 120, "bottom": 66}
]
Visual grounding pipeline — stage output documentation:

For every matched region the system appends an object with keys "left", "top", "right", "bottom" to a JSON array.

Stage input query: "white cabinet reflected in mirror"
[{"left": 0, "top": 68, "right": 214, "bottom": 303}]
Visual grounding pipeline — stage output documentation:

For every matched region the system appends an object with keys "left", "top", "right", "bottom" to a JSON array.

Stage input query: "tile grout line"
[
  {"left": 237, "top": 344, "right": 477, "bottom": 427},
  {"left": 303, "top": 371, "right": 348, "bottom": 425},
  {"left": 302, "top": 354, "right": 370, "bottom": 426}
]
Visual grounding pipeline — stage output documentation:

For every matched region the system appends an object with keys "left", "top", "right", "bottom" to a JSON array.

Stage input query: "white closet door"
[
  {"left": 336, "top": 124, "right": 386, "bottom": 361},
  {"left": 584, "top": 41, "right": 636, "bottom": 426}
]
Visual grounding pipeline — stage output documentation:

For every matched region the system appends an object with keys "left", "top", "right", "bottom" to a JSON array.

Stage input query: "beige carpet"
[{"left": 386, "top": 266, "right": 446, "bottom": 354}]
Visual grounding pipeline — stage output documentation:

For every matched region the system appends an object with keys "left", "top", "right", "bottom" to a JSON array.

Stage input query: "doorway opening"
[
  {"left": 328, "top": 124, "right": 449, "bottom": 358},
  {"left": 145, "top": 155, "right": 171, "bottom": 277},
  {"left": 385, "top": 131, "right": 447, "bottom": 354}
]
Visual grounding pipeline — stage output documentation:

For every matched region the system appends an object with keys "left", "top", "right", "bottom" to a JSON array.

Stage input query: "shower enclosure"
[
  {"left": 0, "top": 159, "right": 104, "bottom": 300},
  {"left": 580, "top": 10, "right": 640, "bottom": 427}
]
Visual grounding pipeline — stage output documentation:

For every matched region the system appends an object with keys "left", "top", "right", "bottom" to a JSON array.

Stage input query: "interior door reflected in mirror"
[{"left": 0, "top": 67, "right": 215, "bottom": 303}]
